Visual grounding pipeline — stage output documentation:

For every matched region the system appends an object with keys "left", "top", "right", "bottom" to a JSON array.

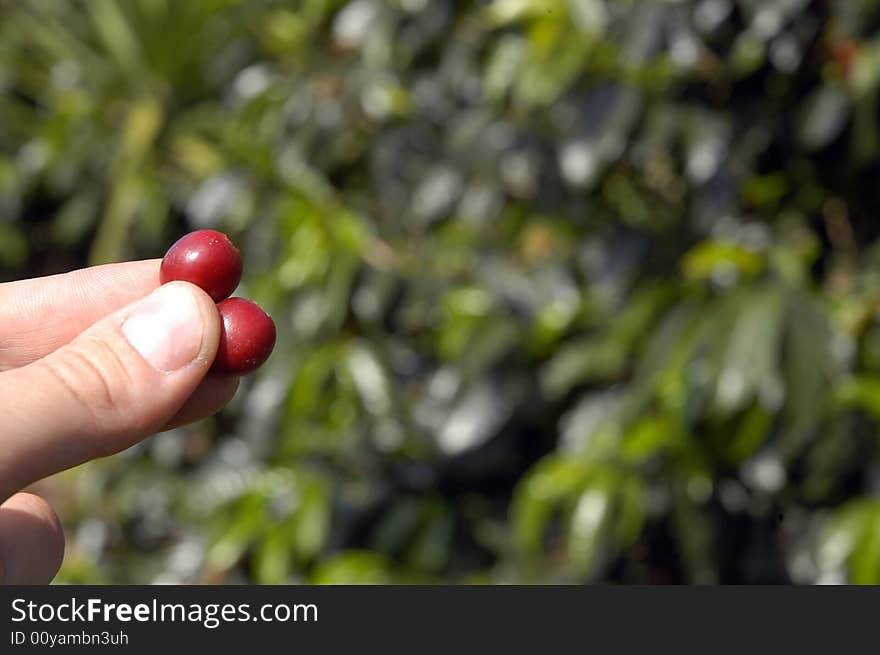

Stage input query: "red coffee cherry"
[
  {"left": 160, "top": 230, "right": 243, "bottom": 302},
  {"left": 212, "top": 297, "right": 277, "bottom": 375}
]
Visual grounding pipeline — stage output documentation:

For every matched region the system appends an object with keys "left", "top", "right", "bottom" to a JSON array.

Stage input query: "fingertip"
[
  {"left": 0, "top": 493, "right": 65, "bottom": 585},
  {"left": 162, "top": 374, "right": 241, "bottom": 431},
  {"left": 120, "top": 281, "right": 221, "bottom": 374},
  {"left": 15, "top": 493, "right": 65, "bottom": 577},
  {"left": 162, "top": 281, "right": 224, "bottom": 369}
]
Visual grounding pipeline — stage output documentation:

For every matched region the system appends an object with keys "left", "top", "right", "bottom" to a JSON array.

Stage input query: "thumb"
[{"left": 0, "top": 281, "right": 221, "bottom": 502}]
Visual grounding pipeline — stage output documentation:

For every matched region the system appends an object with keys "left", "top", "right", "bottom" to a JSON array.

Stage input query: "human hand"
[{"left": 0, "top": 260, "right": 239, "bottom": 584}]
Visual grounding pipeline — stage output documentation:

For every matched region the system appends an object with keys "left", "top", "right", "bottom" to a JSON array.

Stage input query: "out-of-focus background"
[{"left": 1, "top": 0, "right": 880, "bottom": 584}]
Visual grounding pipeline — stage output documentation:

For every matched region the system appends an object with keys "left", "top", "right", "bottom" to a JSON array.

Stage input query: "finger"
[
  {"left": 161, "top": 374, "right": 240, "bottom": 431},
  {"left": 0, "top": 493, "right": 65, "bottom": 585},
  {"left": 0, "top": 259, "right": 161, "bottom": 371},
  {"left": 0, "top": 281, "right": 221, "bottom": 503}
]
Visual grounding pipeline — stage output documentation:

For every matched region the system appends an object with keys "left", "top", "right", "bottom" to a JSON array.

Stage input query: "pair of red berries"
[{"left": 159, "top": 230, "right": 276, "bottom": 375}]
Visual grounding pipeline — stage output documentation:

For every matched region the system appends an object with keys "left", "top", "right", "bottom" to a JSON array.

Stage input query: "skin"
[{"left": 0, "top": 259, "right": 240, "bottom": 584}]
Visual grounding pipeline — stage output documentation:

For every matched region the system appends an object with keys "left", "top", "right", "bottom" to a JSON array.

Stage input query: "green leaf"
[
  {"left": 253, "top": 525, "right": 292, "bottom": 584},
  {"left": 713, "top": 286, "right": 785, "bottom": 415},
  {"left": 294, "top": 478, "right": 331, "bottom": 562},
  {"left": 311, "top": 552, "right": 393, "bottom": 585},
  {"left": 621, "top": 415, "right": 679, "bottom": 463},
  {"left": 823, "top": 500, "right": 880, "bottom": 585},
  {"left": 682, "top": 241, "right": 765, "bottom": 284},
  {"left": 513, "top": 456, "right": 591, "bottom": 555}
]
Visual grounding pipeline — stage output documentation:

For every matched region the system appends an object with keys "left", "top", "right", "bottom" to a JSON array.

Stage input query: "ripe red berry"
[
  {"left": 160, "top": 230, "right": 243, "bottom": 302},
  {"left": 212, "top": 297, "right": 277, "bottom": 375}
]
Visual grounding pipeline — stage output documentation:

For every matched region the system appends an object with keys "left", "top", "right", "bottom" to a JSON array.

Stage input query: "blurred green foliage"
[{"left": 2, "top": 0, "right": 880, "bottom": 584}]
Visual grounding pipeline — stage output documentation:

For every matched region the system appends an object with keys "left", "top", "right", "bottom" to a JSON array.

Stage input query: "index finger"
[{"left": 0, "top": 259, "right": 161, "bottom": 370}]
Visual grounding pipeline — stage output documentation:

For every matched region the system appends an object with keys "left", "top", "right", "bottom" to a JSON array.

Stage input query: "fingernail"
[{"left": 122, "top": 284, "right": 205, "bottom": 372}]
